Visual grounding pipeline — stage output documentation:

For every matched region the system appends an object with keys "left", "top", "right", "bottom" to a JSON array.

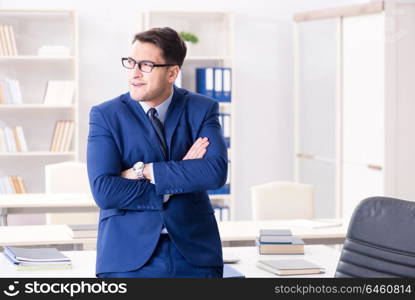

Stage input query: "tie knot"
[{"left": 148, "top": 108, "right": 158, "bottom": 118}]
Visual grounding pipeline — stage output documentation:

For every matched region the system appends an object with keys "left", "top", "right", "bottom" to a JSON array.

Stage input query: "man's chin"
[{"left": 129, "top": 91, "right": 147, "bottom": 101}]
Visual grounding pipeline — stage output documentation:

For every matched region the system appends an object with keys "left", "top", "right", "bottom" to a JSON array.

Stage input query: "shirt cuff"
[
  {"left": 163, "top": 194, "right": 171, "bottom": 203},
  {"left": 149, "top": 163, "right": 155, "bottom": 184}
]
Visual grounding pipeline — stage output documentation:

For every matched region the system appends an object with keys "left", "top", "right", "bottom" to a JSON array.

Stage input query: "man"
[{"left": 87, "top": 27, "right": 228, "bottom": 278}]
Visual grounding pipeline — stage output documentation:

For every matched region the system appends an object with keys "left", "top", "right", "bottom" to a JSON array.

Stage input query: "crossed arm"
[
  {"left": 87, "top": 102, "right": 227, "bottom": 211},
  {"left": 121, "top": 137, "right": 210, "bottom": 180}
]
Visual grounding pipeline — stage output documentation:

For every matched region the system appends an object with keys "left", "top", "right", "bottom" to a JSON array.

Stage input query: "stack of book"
[
  {"left": 0, "top": 79, "right": 23, "bottom": 104},
  {"left": 3, "top": 246, "right": 72, "bottom": 270},
  {"left": 65, "top": 224, "right": 98, "bottom": 238},
  {"left": 257, "top": 229, "right": 305, "bottom": 255},
  {"left": 256, "top": 259, "right": 324, "bottom": 276},
  {"left": 50, "top": 120, "right": 74, "bottom": 152},
  {"left": 0, "top": 126, "right": 28, "bottom": 152},
  {"left": 43, "top": 80, "right": 75, "bottom": 105},
  {"left": 0, "top": 176, "right": 26, "bottom": 194},
  {"left": 0, "top": 24, "right": 18, "bottom": 56},
  {"left": 196, "top": 67, "right": 231, "bottom": 102}
]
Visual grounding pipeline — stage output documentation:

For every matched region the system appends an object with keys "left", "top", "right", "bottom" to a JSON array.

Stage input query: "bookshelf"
[
  {"left": 0, "top": 9, "right": 79, "bottom": 194},
  {"left": 140, "top": 11, "right": 235, "bottom": 220}
]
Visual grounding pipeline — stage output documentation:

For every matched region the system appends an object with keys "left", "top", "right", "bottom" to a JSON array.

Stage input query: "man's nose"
[{"left": 131, "top": 65, "right": 143, "bottom": 78}]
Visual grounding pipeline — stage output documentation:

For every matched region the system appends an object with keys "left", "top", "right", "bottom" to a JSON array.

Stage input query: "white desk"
[
  {"left": 218, "top": 219, "right": 348, "bottom": 245},
  {"left": 0, "top": 219, "right": 347, "bottom": 249},
  {"left": 0, "top": 245, "right": 340, "bottom": 278},
  {"left": 0, "top": 193, "right": 98, "bottom": 226}
]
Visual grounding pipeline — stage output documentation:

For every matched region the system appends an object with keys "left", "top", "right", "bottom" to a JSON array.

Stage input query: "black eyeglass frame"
[{"left": 121, "top": 57, "right": 176, "bottom": 73}]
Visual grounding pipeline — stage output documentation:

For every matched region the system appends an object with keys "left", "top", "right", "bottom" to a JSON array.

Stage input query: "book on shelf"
[
  {"left": 3, "top": 246, "right": 72, "bottom": 271},
  {"left": 50, "top": 120, "right": 74, "bottom": 152},
  {"left": 0, "top": 24, "right": 18, "bottom": 56},
  {"left": 43, "top": 80, "right": 75, "bottom": 105},
  {"left": 0, "top": 79, "right": 23, "bottom": 104},
  {"left": 0, "top": 176, "right": 27, "bottom": 194},
  {"left": 66, "top": 224, "right": 98, "bottom": 238},
  {"left": 196, "top": 67, "right": 231, "bottom": 102},
  {"left": 256, "top": 259, "right": 324, "bottom": 276},
  {"left": 0, "top": 126, "right": 28, "bottom": 152}
]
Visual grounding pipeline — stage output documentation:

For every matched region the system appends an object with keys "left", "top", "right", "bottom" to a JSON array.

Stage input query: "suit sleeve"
[
  {"left": 152, "top": 101, "right": 228, "bottom": 195},
  {"left": 87, "top": 106, "right": 163, "bottom": 210}
]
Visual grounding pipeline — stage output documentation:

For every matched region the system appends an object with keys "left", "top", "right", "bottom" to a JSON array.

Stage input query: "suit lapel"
[
  {"left": 164, "top": 87, "right": 187, "bottom": 158},
  {"left": 121, "top": 94, "right": 165, "bottom": 161}
]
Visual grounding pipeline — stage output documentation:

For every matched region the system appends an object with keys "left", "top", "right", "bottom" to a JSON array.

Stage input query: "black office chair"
[{"left": 335, "top": 196, "right": 415, "bottom": 277}]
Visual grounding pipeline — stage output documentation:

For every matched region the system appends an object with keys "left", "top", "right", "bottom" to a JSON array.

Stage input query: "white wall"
[{"left": 0, "top": 0, "right": 369, "bottom": 220}]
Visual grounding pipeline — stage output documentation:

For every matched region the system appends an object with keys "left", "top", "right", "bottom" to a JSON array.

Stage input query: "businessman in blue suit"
[{"left": 87, "top": 27, "right": 228, "bottom": 277}]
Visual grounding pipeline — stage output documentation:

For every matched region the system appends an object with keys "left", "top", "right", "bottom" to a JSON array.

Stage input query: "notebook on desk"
[{"left": 257, "top": 259, "right": 324, "bottom": 276}]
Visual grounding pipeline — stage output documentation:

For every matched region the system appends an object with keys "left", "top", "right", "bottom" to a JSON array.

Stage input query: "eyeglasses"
[{"left": 121, "top": 57, "right": 176, "bottom": 73}]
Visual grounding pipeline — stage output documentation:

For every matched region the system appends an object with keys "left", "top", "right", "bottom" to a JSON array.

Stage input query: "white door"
[
  {"left": 341, "top": 13, "right": 385, "bottom": 220},
  {"left": 295, "top": 18, "right": 339, "bottom": 217}
]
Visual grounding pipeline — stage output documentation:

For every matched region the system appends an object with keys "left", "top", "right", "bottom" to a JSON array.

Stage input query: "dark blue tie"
[{"left": 148, "top": 108, "right": 167, "bottom": 159}]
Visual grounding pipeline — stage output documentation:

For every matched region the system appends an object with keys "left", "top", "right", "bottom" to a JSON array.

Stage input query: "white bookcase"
[
  {"left": 139, "top": 11, "right": 235, "bottom": 220},
  {"left": 293, "top": 2, "right": 415, "bottom": 221},
  {"left": 0, "top": 9, "right": 79, "bottom": 195}
]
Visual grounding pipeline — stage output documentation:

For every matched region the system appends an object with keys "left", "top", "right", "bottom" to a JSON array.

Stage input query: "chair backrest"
[
  {"left": 335, "top": 197, "right": 415, "bottom": 277},
  {"left": 45, "top": 161, "right": 96, "bottom": 225},
  {"left": 45, "top": 161, "right": 91, "bottom": 194},
  {"left": 251, "top": 181, "right": 314, "bottom": 220}
]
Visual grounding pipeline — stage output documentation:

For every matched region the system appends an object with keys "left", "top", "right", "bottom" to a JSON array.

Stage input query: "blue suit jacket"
[{"left": 87, "top": 86, "right": 228, "bottom": 275}]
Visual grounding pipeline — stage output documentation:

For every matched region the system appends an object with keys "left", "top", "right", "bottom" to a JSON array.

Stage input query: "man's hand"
[
  {"left": 182, "top": 137, "right": 209, "bottom": 160},
  {"left": 121, "top": 168, "right": 138, "bottom": 180},
  {"left": 120, "top": 137, "right": 210, "bottom": 180}
]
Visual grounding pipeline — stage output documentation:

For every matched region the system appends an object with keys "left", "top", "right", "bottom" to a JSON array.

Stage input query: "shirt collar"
[{"left": 138, "top": 87, "right": 174, "bottom": 123}]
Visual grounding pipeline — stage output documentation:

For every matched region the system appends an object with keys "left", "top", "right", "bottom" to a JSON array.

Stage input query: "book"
[
  {"left": 66, "top": 224, "right": 98, "bottom": 238},
  {"left": 256, "top": 259, "right": 324, "bottom": 276},
  {"left": 50, "top": 120, "right": 73, "bottom": 152},
  {"left": 260, "top": 229, "right": 292, "bottom": 236},
  {"left": 62, "top": 121, "right": 74, "bottom": 151},
  {"left": 16, "top": 176, "right": 26, "bottom": 193},
  {"left": 257, "top": 236, "right": 305, "bottom": 255},
  {"left": 15, "top": 126, "right": 28, "bottom": 152},
  {"left": 4, "top": 246, "right": 71, "bottom": 263}
]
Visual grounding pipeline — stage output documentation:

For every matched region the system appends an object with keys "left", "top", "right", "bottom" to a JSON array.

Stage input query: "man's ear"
[{"left": 167, "top": 66, "right": 180, "bottom": 84}]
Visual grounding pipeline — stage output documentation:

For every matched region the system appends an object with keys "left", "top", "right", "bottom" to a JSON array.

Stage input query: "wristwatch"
[{"left": 132, "top": 161, "right": 145, "bottom": 179}]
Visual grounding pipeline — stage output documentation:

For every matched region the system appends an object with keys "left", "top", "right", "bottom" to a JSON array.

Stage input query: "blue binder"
[{"left": 196, "top": 68, "right": 214, "bottom": 97}]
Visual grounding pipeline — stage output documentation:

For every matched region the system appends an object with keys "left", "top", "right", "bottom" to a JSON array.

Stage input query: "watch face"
[{"left": 134, "top": 162, "right": 143, "bottom": 171}]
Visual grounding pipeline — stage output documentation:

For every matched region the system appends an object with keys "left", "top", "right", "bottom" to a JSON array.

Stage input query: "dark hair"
[{"left": 132, "top": 27, "right": 187, "bottom": 68}]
